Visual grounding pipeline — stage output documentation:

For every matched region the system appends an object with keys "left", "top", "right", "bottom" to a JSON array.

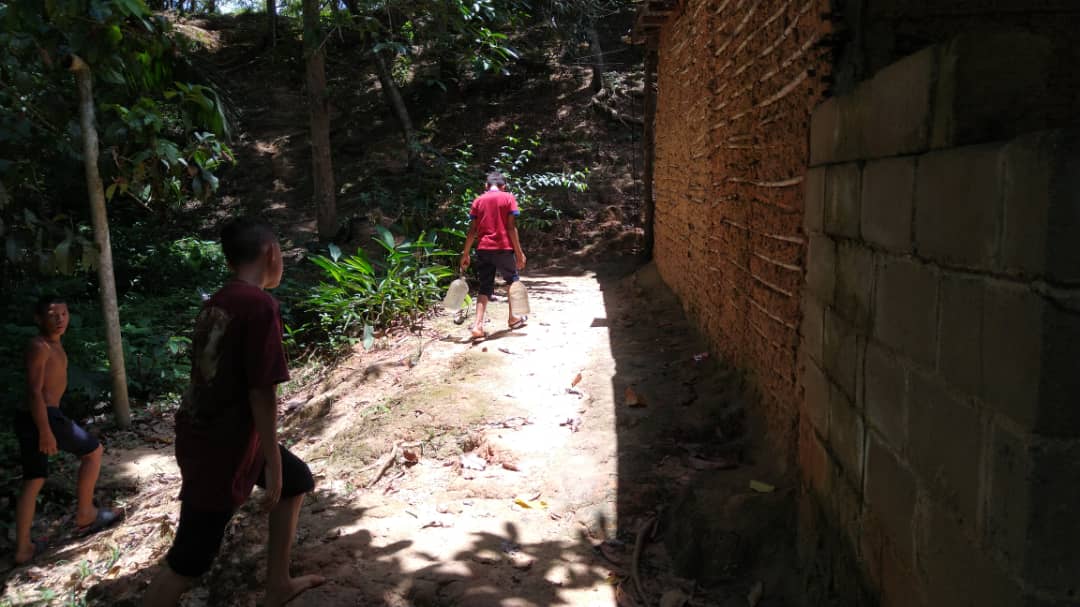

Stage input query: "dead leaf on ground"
[
  {"left": 660, "top": 589, "right": 689, "bottom": 607},
  {"left": 749, "top": 480, "right": 775, "bottom": 493},
  {"left": 401, "top": 448, "right": 420, "bottom": 463},
  {"left": 560, "top": 416, "right": 582, "bottom": 432},
  {"left": 513, "top": 498, "right": 548, "bottom": 510},
  {"left": 571, "top": 372, "right": 583, "bottom": 387},
  {"left": 687, "top": 456, "right": 737, "bottom": 471},
  {"left": 625, "top": 386, "right": 645, "bottom": 407},
  {"left": 748, "top": 580, "right": 764, "bottom": 606}
]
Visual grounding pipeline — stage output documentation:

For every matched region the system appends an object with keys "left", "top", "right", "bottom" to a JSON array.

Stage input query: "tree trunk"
[
  {"left": 370, "top": 39, "right": 420, "bottom": 170},
  {"left": 303, "top": 0, "right": 336, "bottom": 240},
  {"left": 68, "top": 55, "right": 131, "bottom": 429},
  {"left": 266, "top": 0, "right": 277, "bottom": 47},
  {"left": 642, "top": 43, "right": 658, "bottom": 259},
  {"left": 588, "top": 22, "right": 605, "bottom": 93}
]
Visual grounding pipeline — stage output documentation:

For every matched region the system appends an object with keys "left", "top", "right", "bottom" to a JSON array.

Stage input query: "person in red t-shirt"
[
  {"left": 459, "top": 171, "right": 527, "bottom": 340},
  {"left": 144, "top": 218, "right": 323, "bottom": 607}
]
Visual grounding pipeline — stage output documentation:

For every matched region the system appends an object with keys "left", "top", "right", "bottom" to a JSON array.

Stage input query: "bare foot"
[{"left": 265, "top": 574, "right": 326, "bottom": 607}]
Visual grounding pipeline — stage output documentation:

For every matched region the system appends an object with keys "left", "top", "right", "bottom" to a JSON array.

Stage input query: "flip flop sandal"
[
  {"left": 508, "top": 316, "right": 528, "bottom": 330},
  {"left": 470, "top": 329, "right": 487, "bottom": 342},
  {"left": 74, "top": 508, "right": 123, "bottom": 538}
]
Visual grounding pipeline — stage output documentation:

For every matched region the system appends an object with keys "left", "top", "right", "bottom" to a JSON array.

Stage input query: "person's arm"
[
  {"left": 460, "top": 219, "right": 478, "bottom": 271},
  {"left": 249, "top": 385, "right": 282, "bottom": 512},
  {"left": 507, "top": 214, "right": 526, "bottom": 270},
  {"left": 25, "top": 341, "right": 57, "bottom": 455}
]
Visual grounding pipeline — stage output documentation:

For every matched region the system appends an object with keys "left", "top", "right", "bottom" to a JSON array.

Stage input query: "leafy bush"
[{"left": 300, "top": 226, "right": 454, "bottom": 347}]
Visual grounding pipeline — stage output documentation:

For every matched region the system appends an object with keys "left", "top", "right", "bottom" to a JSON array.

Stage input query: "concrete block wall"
[
  {"left": 799, "top": 33, "right": 1080, "bottom": 606},
  {"left": 653, "top": 0, "right": 831, "bottom": 467}
]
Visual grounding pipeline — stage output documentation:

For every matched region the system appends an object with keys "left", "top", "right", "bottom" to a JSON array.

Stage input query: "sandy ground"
[{"left": 2, "top": 263, "right": 786, "bottom": 607}]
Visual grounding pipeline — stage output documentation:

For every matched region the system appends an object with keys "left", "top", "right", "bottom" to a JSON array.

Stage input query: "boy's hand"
[
  {"left": 516, "top": 253, "right": 527, "bottom": 270},
  {"left": 459, "top": 254, "right": 471, "bottom": 271},
  {"left": 262, "top": 462, "right": 282, "bottom": 513},
  {"left": 38, "top": 430, "right": 58, "bottom": 456}
]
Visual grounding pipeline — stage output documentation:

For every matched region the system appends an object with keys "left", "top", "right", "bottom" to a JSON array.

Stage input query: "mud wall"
[
  {"left": 798, "top": 32, "right": 1080, "bottom": 606},
  {"left": 652, "top": 0, "right": 832, "bottom": 468}
]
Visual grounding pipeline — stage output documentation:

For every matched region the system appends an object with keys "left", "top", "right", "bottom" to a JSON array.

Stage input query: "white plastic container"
[
  {"left": 443, "top": 277, "right": 469, "bottom": 312},
  {"left": 508, "top": 281, "right": 530, "bottom": 316}
]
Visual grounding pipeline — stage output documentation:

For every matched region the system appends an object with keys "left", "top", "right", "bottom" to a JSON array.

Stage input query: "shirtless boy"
[{"left": 13, "top": 296, "right": 122, "bottom": 565}]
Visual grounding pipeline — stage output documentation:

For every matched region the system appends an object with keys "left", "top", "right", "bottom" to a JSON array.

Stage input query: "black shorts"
[
  {"left": 476, "top": 249, "right": 519, "bottom": 297},
  {"left": 14, "top": 408, "right": 101, "bottom": 480},
  {"left": 165, "top": 444, "right": 314, "bottom": 578}
]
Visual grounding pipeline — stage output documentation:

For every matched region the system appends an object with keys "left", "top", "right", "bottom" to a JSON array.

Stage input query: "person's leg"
[
  {"left": 14, "top": 412, "right": 47, "bottom": 564},
  {"left": 143, "top": 503, "right": 232, "bottom": 606},
  {"left": 472, "top": 251, "right": 497, "bottom": 337},
  {"left": 498, "top": 252, "right": 524, "bottom": 327},
  {"left": 75, "top": 445, "right": 103, "bottom": 527},
  {"left": 14, "top": 477, "right": 45, "bottom": 564},
  {"left": 263, "top": 445, "right": 323, "bottom": 606}
]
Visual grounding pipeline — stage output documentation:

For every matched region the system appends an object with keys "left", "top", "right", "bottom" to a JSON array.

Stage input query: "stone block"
[
  {"left": 914, "top": 144, "right": 1002, "bottom": 269},
  {"left": 801, "top": 294, "right": 825, "bottom": 364},
  {"left": 861, "top": 156, "right": 915, "bottom": 253},
  {"left": 828, "top": 387, "right": 865, "bottom": 489},
  {"left": 1039, "top": 306, "right": 1080, "bottom": 437},
  {"left": 804, "top": 167, "right": 826, "bottom": 234},
  {"left": 938, "top": 273, "right": 983, "bottom": 396},
  {"left": 931, "top": 32, "right": 1056, "bottom": 150},
  {"left": 810, "top": 97, "right": 841, "bottom": 167},
  {"left": 801, "top": 356, "right": 830, "bottom": 434},
  {"left": 907, "top": 372, "right": 982, "bottom": 530},
  {"left": 865, "top": 46, "right": 937, "bottom": 158},
  {"left": 806, "top": 234, "right": 836, "bottom": 306},
  {"left": 811, "top": 89, "right": 871, "bottom": 166},
  {"left": 799, "top": 417, "right": 830, "bottom": 497},
  {"left": 865, "top": 434, "right": 916, "bottom": 564},
  {"left": 980, "top": 283, "right": 1042, "bottom": 430},
  {"left": 915, "top": 499, "right": 1023, "bottom": 607},
  {"left": 825, "top": 163, "right": 862, "bottom": 239},
  {"left": 864, "top": 341, "right": 908, "bottom": 453},
  {"left": 1001, "top": 130, "right": 1080, "bottom": 283},
  {"left": 1024, "top": 440, "right": 1080, "bottom": 596},
  {"left": 824, "top": 309, "right": 860, "bottom": 402},
  {"left": 873, "top": 256, "right": 938, "bottom": 369},
  {"left": 835, "top": 242, "right": 876, "bottom": 332}
]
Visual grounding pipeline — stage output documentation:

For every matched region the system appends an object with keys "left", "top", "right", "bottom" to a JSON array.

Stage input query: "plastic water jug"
[
  {"left": 508, "top": 281, "right": 530, "bottom": 315},
  {"left": 443, "top": 277, "right": 469, "bottom": 312}
]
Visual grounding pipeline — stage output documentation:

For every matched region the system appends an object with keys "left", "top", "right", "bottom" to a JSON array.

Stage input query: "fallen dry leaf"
[
  {"left": 688, "top": 456, "right": 737, "bottom": 471},
  {"left": 571, "top": 372, "right": 583, "bottom": 387},
  {"left": 625, "top": 386, "right": 645, "bottom": 407},
  {"left": 748, "top": 580, "right": 764, "bottom": 606},
  {"left": 749, "top": 480, "right": 775, "bottom": 493},
  {"left": 402, "top": 448, "right": 420, "bottom": 463},
  {"left": 660, "top": 589, "right": 689, "bottom": 607},
  {"left": 513, "top": 498, "right": 548, "bottom": 510}
]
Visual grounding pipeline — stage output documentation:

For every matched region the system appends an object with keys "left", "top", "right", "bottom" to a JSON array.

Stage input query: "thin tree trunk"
[
  {"left": 303, "top": 0, "right": 336, "bottom": 240},
  {"left": 68, "top": 55, "right": 131, "bottom": 429},
  {"left": 588, "top": 22, "right": 605, "bottom": 93},
  {"left": 642, "top": 43, "right": 658, "bottom": 259},
  {"left": 370, "top": 39, "right": 420, "bottom": 170},
  {"left": 266, "top": 0, "right": 277, "bottom": 47}
]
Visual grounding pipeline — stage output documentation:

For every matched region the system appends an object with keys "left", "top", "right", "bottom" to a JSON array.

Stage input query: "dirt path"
[{"left": 3, "top": 263, "right": 790, "bottom": 606}]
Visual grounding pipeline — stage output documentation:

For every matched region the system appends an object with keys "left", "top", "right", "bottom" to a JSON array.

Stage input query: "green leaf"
[{"left": 328, "top": 243, "right": 341, "bottom": 262}]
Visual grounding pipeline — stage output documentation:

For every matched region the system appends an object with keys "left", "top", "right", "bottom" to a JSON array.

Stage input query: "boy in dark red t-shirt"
[
  {"left": 459, "top": 171, "right": 528, "bottom": 340},
  {"left": 144, "top": 218, "right": 323, "bottom": 607}
]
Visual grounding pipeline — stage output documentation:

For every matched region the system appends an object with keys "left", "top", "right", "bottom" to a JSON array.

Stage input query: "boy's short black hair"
[
  {"left": 220, "top": 217, "right": 277, "bottom": 266},
  {"left": 34, "top": 295, "right": 66, "bottom": 316},
  {"left": 486, "top": 172, "right": 507, "bottom": 187}
]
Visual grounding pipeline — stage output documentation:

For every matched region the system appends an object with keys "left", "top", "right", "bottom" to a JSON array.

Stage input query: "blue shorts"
[
  {"left": 14, "top": 408, "right": 101, "bottom": 479},
  {"left": 476, "top": 249, "right": 519, "bottom": 297}
]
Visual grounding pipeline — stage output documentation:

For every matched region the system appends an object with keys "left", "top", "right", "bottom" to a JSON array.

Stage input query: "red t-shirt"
[
  {"left": 469, "top": 189, "right": 520, "bottom": 250},
  {"left": 174, "top": 280, "right": 289, "bottom": 511}
]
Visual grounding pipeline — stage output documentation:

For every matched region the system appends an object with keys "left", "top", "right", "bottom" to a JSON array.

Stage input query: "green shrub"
[{"left": 300, "top": 226, "right": 454, "bottom": 347}]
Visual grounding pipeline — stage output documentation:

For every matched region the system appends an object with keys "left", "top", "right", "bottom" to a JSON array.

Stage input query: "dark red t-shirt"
[
  {"left": 469, "top": 189, "right": 520, "bottom": 250},
  {"left": 174, "top": 280, "right": 289, "bottom": 511}
]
